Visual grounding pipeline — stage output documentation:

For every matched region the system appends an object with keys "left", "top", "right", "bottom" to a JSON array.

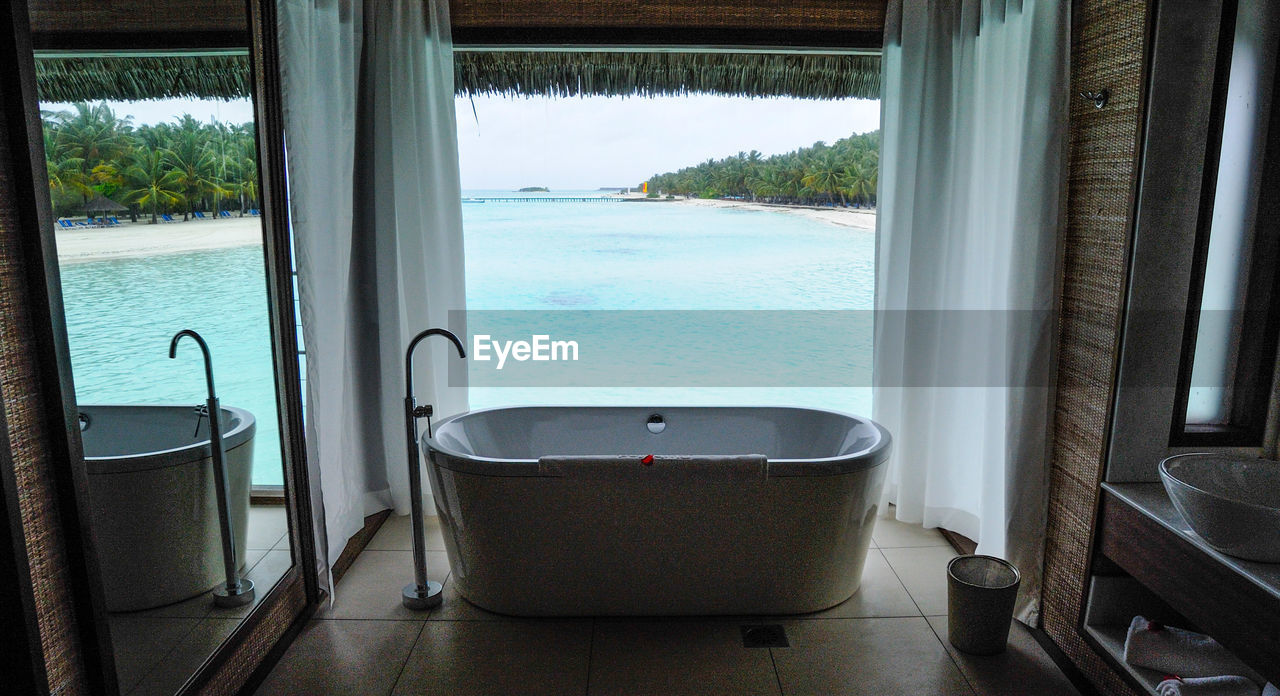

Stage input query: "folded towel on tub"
[
  {"left": 1155, "top": 676, "right": 1260, "bottom": 696},
  {"left": 1124, "top": 616, "right": 1259, "bottom": 681}
]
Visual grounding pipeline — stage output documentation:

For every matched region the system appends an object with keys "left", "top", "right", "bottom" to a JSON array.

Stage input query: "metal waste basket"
[{"left": 946, "top": 555, "right": 1020, "bottom": 655}]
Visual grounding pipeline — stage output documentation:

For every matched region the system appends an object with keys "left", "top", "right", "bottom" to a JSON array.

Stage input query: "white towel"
[
  {"left": 1124, "top": 616, "right": 1258, "bottom": 680},
  {"left": 1263, "top": 684, "right": 1278, "bottom": 696},
  {"left": 1155, "top": 676, "right": 1260, "bottom": 696}
]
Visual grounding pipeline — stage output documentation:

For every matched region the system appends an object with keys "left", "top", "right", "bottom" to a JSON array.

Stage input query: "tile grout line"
[
  {"left": 117, "top": 615, "right": 206, "bottom": 694},
  {"left": 878, "top": 548, "right": 928, "bottom": 619},
  {"left": 387, "top": 617, "right": 429, "bottom": 696},
  {"left": 768, "top": 646, "right": 786, "bottom": 696},
  {"left": 583, "top": 618, "right": 596, "bottom": 696},
  {"left": 923, "top": 614, "right": 981, "bottom": 696}
]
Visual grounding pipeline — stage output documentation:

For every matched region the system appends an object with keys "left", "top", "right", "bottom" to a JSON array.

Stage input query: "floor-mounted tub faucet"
[
  {"left": 402, "top": 328, "right": 466, "bottom": 610},
  {"left": 169, "top": 329, "right": 255, "bottom": 608}
]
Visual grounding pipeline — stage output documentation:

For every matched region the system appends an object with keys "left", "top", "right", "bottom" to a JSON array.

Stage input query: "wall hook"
[{"left": 1080, "top": 89, "right": 1109, "bottom": 109}]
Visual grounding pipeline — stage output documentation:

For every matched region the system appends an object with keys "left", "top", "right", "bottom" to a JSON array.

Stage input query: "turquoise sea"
[{"left": 59, "top": 191, "right": 875, "bottom": 486}]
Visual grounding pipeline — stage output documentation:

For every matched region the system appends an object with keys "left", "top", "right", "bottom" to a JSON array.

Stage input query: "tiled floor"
[
  {"left": 255, "top": 509, "right": 1080, "bottom": 696},
  {"left": 111, "top": 504, "right": 293, "bottom": 696}
]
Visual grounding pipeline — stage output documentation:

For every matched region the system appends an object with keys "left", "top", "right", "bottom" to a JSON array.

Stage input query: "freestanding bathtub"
[
  {"left": 424, "top": 406, "right": 891, "bottom": 616},
  {"left": 80, "top": 404, "right": 255, "bottom": 612}
]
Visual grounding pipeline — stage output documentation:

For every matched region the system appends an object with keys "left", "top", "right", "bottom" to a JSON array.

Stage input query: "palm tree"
[
  {"left": 53, "top": 103, "right": 135, "bottom": 195},
  {"left": 43, "top": 128, "right": 90, "bottom": 202},
  {"left": 38, "top": 104, "right": 260, "bottom": 221},
  {"left": 645, "top": 129, "right": 881, "bottom": 207},
  {"left": 802, "top": 152, "right": 847, "bottom": 206},
  {"left": 163, "top": 118, "right": 226, "bottom": 220},
  {"left": 232, "top": 139, "right": 260, "bottom": 215},
  {"left": 122, "top": 150, "right": 185, "bottom": 224}
]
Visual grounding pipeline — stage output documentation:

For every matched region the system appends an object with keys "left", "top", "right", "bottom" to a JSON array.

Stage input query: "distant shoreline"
[{"left": 646, "top": 195, "right": 877, "bottom": 231}]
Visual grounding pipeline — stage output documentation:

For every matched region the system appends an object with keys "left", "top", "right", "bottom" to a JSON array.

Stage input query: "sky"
[{"left": 47, "top": 94, "right": 880, "bottom": 190}]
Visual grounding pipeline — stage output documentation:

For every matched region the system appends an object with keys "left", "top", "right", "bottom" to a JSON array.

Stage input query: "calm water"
[{"left": 60, "top": 192, "right": 875, "bottom": 486}]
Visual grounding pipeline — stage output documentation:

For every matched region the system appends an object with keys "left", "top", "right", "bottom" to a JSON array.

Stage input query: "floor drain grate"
[{"left": 740, "top": 624, "right": 789, "bottom": 648}]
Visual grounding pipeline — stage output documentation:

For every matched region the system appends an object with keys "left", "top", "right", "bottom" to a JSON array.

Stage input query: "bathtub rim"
[
  {"left": 80, "top": 403, "right": 256, "bottom": 475},
  {"left": 424, "top": 405, "right": 891, "bottom": 477}
]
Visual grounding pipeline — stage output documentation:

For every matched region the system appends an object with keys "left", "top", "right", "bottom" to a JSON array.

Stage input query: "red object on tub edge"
[{"left": 641, "top": 454, "right": 654, "bottom": 466}]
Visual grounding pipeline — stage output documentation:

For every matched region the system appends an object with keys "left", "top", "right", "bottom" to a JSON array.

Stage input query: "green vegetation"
[
  {"left": 645, "top": 130, "right": 879, "bottom": 207},
  {"left": 41, "top": 102, "right": 259, "bottom": 223},
  {"left": 518, "top": 186, "right": 549, "bottom": 192}
]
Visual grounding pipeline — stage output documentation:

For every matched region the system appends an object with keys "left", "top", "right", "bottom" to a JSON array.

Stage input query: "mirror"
[{"left": 35, "top": 50, "right": 297, "bottom": 695}]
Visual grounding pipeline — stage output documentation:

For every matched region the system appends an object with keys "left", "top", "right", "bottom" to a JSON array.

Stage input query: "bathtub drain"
[{"left": 740, "top": 624, "right": 789, "bottom": 648}]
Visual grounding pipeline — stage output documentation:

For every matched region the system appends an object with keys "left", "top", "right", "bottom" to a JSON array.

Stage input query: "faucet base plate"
[
  {"left": 402, "top": 581, "right": 443, "bottom": 610},
  {"left": 213, "top": 579, "right": 256, "bottom": 608}
]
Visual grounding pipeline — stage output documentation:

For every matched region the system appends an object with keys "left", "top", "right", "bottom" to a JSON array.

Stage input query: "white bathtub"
[
  {"left": 424, "top": 406, "right": 890, "bottom": 616},
  {"left": 81, "top": 405, "right": 254, "bottom": 612}
]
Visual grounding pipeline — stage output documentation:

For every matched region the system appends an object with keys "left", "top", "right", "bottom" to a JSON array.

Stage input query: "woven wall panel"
[
  {"left": 29, "top": 0, "right": 885, "bottom": 37},
  {"left": 0, "top": 89, "right": 88, "bottom": 695},
  {"left": 1041, "top": 0, "right": 1147, "bottom": 694},
  {"left": 450, "top": 0, "right": 886, "bottom": 32},
  {"left": 27, "top": 0, "right": 246, "bottom": 34}
]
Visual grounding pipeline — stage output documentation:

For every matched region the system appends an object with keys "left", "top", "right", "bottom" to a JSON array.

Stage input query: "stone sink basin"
[{"left": 1159, "top": 454, "right": 1280, "bottom": 563}]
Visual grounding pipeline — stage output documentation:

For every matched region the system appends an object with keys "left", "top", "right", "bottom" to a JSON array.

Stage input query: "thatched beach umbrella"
[{"left": 83, "top": 195, "right": 127, "bottom": 225}]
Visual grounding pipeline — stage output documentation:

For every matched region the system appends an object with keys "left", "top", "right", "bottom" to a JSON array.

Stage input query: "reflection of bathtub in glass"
[
  {"left": 425, "top": 406, "right": 891, "bottom": 616},
  {"left": 80, "top": 405, "right": 254, "bottom": 612}
]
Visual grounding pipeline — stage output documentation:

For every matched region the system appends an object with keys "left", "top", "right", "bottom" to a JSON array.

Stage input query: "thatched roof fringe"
[
  {"left": 35, "top": 51, "right": 881, "bottom": 103},
  {"left": 455, "top": 52, "right": 881, "bottom": 100},
  {"left": 35, "top": 55, "right": 252, "bottom": 103}
]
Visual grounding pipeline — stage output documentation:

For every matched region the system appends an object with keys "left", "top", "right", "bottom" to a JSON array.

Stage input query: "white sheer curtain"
[
  {"left": 874, "top": 0, "right": 1068, "bottom": 623},
  {"left": 278, "top": 0, "right": 467, "bottom": 582}
]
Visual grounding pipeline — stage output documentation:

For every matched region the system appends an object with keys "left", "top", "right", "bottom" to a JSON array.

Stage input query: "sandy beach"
[
  {"left": 659, "top": 196, "right": 876, "bottom": 230},
  {"left": 54, "top": 198, "right": 873, "bottom": 264},
  {"left": 55, "top": 216, "right": 264, "bottom": 264}
]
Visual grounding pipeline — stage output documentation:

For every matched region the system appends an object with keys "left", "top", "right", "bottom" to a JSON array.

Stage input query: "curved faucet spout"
[
  {"left": 169, "top": 329, "right": 217, "bottom": 401},
  {"left": 408, "top": 328, "right": 466, "bottom": 361},
  {"left": 404, "top": 328, "right": 466, "bottom": 407}
]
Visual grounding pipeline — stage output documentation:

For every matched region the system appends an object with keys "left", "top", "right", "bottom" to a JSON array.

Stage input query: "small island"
[{"left": 517, "top": 186, "right": 549, "bottom": 193}]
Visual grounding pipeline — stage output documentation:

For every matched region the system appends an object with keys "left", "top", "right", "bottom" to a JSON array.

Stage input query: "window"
[{"left": 456, "top": 91, "right": 881, "bottom": 415}]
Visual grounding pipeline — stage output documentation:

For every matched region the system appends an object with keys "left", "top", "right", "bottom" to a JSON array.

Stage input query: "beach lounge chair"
[
  {"left": 58, "top": 219, "right": 72, "bottom": 228},
  {"left": 219, "top": 210, "right": 232, "bottom": 218},
  {"left": 193, "top": 211, "right": 204, "bottom": 219},
  {"left": 109, "top": 217, "right": 121, "bottom": 226}
]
